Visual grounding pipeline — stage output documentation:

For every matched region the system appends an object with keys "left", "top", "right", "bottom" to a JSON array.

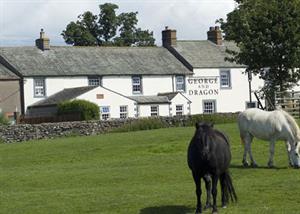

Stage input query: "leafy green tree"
[
  {"left": 62, "top": 3, "right": 155, "bottom": 47},
  {"left": 98, "top": 3, "right": 119, "bottom": 44},
  {"left": 115, "top": 12, "right": 138, "bottom": 46},
  {"left": 219, "top": 0, "right": 300, "bottom": 96},
  {"left": 61, "top": 11, "right": 98, "bottom": 46}
]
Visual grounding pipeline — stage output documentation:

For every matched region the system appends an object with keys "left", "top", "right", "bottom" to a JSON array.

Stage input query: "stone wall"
[{"left": 0, "top": 113, "right": 238, "bottom": 143}]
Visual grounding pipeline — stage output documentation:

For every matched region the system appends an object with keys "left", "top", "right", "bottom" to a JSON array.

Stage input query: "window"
[
  {"left": 150, "top": 105, "right": 159, "bottom": 117},
  {"left": 34, "top": 78, "right": 46, "bottom": 97},
  {"left": 220, "top": 70, "right": 231, "bottom": 88},
  {"left": 246, "top": 101, "right": 257, "bottom": 109},
  {"left": 176, "top": 75, "right": 185, "bottom": 91},
  {"left": 132, "top": 76, "right": 142, "bottom": 94},
  {"left": 88, "top": 76, "right": 101, "bottom": 86},
  {"left": 120, "top": 105, "right": 128, "bottom": 119},
  {"left": 100, "top": 106, "right": 110, "bottom": 120},
  {"left": 176, "top": 105, "right": 184, "bottom": 116},
  {"left": 203, "top": 100, "right": 216, "bottom": 114}
]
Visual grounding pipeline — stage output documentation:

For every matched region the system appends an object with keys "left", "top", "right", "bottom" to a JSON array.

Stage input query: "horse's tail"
[{"left": 220, "top": 171, "right": 237, "bottom": 204}]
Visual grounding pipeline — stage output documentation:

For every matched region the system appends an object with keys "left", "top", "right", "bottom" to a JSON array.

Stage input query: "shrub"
[
  {"left": 113, "top": 117, "right": 169, "bottom": 132},
  {"left": 0, "top": 113, "right": 9, "bottom": 125},
  {"left": 57, "top": 99, "right": 99, "bottom": 121}
]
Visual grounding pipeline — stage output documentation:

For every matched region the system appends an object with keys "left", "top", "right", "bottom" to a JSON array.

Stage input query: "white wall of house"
[
  {"left": 138, "top": 104, "right": 170, "bottom": 117},
  {"left": 182, "top": 68, "right": 264, "bottom": 114},
  {"left": 24, "top": 68, "right": 265, "bottom": 117},
  {"left": 24, "top": 76, "right": 88, "bottom": 110},
  {"left": 76, "top": 86, "right": 136, "bottom": 119},
  {"left": 170, "top": 94, "right": 191, "bottom": 116},
  {"left": 102, "top": 75, "right": 173, "bottom": 96}
]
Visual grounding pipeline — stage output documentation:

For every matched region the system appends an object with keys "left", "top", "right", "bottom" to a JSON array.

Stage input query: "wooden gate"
[{"left": 275, "top": 91, "right": 300, "bottom": 118}]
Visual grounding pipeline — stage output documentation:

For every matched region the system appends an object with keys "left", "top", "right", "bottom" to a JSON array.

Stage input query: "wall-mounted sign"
[
  {"left": 96, "top": 94, "right": 104, "bottom": 99},
  {"left": 187, "top": 76, "right": 219, "bottom": 96}
]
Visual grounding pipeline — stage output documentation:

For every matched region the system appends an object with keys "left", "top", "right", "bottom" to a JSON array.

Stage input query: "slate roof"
[
  {"left": 172, "top": 40, "right": 245, "bottom": 68},
  {"left": 129, "top": 95, "right": 170, "bottom": 104},
  {"left": 0, "top": 63, "right": 19, "bottom": 79},
  {"left": 0, "top": 46, "right": 192, "bottom": 77},
  {"left": 29, "top": 86, "right": 97, "bottom": 107}
]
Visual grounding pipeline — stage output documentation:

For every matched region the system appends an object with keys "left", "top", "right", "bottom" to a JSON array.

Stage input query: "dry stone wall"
[{"left": 0, "top": 113, "right": 238, "bottom": 143}]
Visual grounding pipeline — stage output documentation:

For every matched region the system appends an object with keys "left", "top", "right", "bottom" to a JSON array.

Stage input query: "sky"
[{"left": 0, "top": 0, "right": 236, "bottom": 46}]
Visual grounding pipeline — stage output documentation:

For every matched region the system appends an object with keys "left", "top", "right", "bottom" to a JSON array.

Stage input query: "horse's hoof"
[
  {"left": 242, "top": 160, "right": 249, "bottom": 167},
  {"left": 222, "top": 205, "right": 227, "bottom": 209},
  {"left": 212, "top": 211, "right": 218, "bottom": 214},
  {"left": 195, "top": 208, "right": 202, "bottom": 214},
  {"left": 251, "top": 162, "right": 258, "bottom": 168},
  {"left": 204, "top": 204, "right": 211, "bottom": 210},
  {"left": 268, "top": 162, "right": 274, "bottom": 168}
]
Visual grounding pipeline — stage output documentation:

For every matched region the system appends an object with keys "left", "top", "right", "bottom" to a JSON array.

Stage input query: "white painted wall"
[
  {"left": 24, "top": 68, "right": 265, "bottom": 117},
  {"left": 170, "top": 93, "right": 191, "bottom": 116},
  {"left": 102, "top": 75, "right": 173, "bottom": 96},
  {"left": 76, "top": 86, "right": 136, "bottom": 119},
  {"left": 24, "top": 76, "right": 88, "bottom": 110},
  {"left": 181, "top": 68, "right": 264, "bottom": 114},
  {"left": 138, "top": 104, "right": 170, "bottom": 117}
]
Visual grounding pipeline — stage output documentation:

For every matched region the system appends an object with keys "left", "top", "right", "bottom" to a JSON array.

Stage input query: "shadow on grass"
[
  {"left": 230, "top": 164, "right": 288, "bottom": 170},
  {"left": 140, "top": 205, "right": 193, "bottom": 214}
]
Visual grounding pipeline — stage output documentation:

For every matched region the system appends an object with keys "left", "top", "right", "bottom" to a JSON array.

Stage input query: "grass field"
[{"left": 1, "top": 123, "right": 300, "bottom": 214}]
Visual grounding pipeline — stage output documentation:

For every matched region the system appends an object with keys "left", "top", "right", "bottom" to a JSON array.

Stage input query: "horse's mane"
[{"left": 279, "top": 109, "right": 300, "bottom": 141}]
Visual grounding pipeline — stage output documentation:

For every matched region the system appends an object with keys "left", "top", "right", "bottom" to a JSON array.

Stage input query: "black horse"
[{"left": 187, "top": 122, "right": 237, "bottom": 214}]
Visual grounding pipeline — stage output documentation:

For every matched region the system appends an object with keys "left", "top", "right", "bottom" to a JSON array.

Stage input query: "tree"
[
  {"left": 62, "top": 3, "right": 155, "bottom": 47},
  {"left": 61, "top": 11, "right": 98, "bottom": 46},
  {"left": 219, "top": 0, "right": 300, "bottom": 97},
  {"left": 98, "top": 3, "right": 119, "bottom": 44}
]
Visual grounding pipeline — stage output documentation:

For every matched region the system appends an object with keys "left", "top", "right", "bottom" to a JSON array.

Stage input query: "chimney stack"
[
  {"left": 207, "top": 26, "right": 223, "bottom": 45},
  {"left": 35, "top": 29, "right": 50, "bottom": 51},
  {"left": 162, "top": 26, "right": 177, "bottom": 47}
]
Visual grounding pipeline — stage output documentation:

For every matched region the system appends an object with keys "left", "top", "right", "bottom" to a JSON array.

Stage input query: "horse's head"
[
  {"left": 292, "top": 141, "right": 300, "bottom": 168},
  {"left": 194, "top": 122, "right": 214, "bottom": 156}
]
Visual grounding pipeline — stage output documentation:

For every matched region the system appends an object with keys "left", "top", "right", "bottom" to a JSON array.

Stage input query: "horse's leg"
[
  {"left": 241, "top": 134, "right": 249, "bottom": 167},
  {"left": 285, "top": 141, "right": 294, "bottom": 167},
  {"left": 211, "top": 175, "right": 219, "bottom": 214},
  {"left": 243, "top": 134, "right": 257, "bottom": 167},
  {"left": 267, "top": 139, "right": 276, "bottom": 168},
  {"left": 203, "top": 174, "right": 212, "bottom": 210},
  {"left": 192, "top": 171, "right": 202, "bottom": 214}
]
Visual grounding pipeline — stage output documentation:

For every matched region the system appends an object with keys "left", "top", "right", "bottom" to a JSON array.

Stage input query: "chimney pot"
[
  {"left": 36, "top": 29, "right": 50, "bottom": 51},
  {"left": 162, "top": 27, "right": 177, "bottom": 47},
  {"left": 207, "top": 26, "right": 223, "bottom": 45}
]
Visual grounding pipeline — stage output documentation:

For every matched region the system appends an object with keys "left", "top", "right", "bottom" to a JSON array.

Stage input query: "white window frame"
[
  {"left": 120, "top": 105, "right": 128, "bottom": 119},
  {"left": 150, "top": 105, "right": 159, "bottom": 117},
  {"left": 175, "top": 75, "right": 185, "bottom": 92},
  {"left": 203, "top": 100, "right": 216, "bottom": 114},
  {"left": 34, "top": 78, "right": 46, "bottom": 97},
  {"left": 132, "top": 76, "right": 142, "bottom": 94},
  {"left": 176, "top": 105, "right": 184, "bottom": 116},
  {"left": 88, "top": 76, "right": 102, "bottom": 86},
  {"left": 220, "top": 70, "right": 231, "bottom": 89},
  {"left": 100, "top": 106, "right": 110, "bottom": 120}
]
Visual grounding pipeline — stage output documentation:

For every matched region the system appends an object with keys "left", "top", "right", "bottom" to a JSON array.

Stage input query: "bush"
[
  {"left": 57, "top": 99, "right": 99, "bottom": 121},
  {"left": 113, "top": 117, "right": 169, "bottom": 132},
  {"left": 0, "top": 113, "right": 9, "bottom": 125}
]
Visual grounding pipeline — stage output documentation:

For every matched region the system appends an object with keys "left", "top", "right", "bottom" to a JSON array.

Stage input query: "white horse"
[{"left": 238, "top": 108, "right": 300, "bottom": 168}]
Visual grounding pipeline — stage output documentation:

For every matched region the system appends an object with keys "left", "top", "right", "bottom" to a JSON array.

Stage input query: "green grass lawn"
[{"left": 1, "top": 123, "right": 300, "bottom": 214}]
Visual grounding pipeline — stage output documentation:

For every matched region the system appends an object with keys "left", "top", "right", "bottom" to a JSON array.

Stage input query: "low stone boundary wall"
[{"left": 0, "top": 113, "right": 239, "bottom": 143}]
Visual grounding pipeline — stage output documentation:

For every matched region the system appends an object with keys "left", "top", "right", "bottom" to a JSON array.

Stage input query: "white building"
[{"left": 0, "top": 27, "right": 264, "bottom": 120}]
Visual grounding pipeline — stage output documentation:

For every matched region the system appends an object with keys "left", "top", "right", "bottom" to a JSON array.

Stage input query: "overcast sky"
[{"left": 0, "top": 0, "right": 236, "bottom": 46}]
